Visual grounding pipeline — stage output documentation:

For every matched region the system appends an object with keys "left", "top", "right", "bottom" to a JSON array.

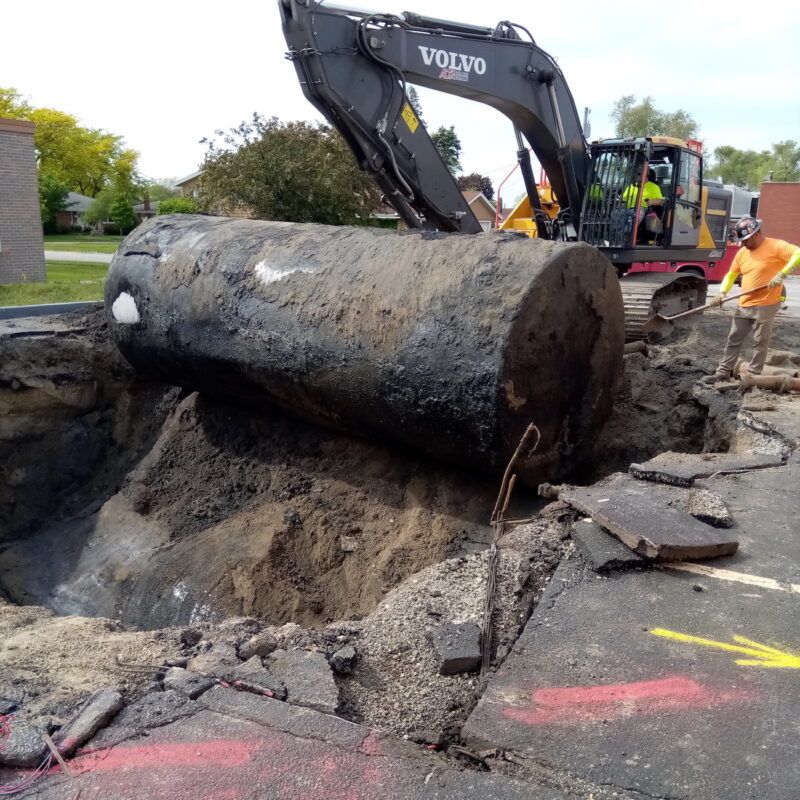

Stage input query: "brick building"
[
  {"left": 758, "top": 182, "right": 800, "bottom": 244},
  {"left": 0, "top": 118, "right": 45, "bottom": 284}
]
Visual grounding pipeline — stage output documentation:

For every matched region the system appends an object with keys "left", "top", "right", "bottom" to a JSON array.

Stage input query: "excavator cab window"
[
  {"left": 580, "top": 143, "right": 648, "bottom": 249},
  {"left": 670, "top": 150, "right": 702, "bottom": 247},
  {"left": 580, "top": 141, "right": 702, "bottom": 257}
]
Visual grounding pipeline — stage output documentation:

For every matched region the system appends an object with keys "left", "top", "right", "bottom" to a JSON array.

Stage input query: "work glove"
[
  {"left": 709, "top": 294, "right": 727, "bottom": 308},
  {"left": 768, "top": 272, "right": 786, "bottom": 289}
]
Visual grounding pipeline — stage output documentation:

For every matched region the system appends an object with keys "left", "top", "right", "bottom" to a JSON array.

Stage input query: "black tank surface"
[{"left": 105, "top": 214, "right": 624, "bottom": 483}]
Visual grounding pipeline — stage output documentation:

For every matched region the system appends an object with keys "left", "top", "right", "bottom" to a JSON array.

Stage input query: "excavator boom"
[{"left": 280, "top": 0, "right": 588, "bottom": 237}]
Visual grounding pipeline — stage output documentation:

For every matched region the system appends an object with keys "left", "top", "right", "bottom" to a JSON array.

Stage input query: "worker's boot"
[{"left": 700, "top": 372, "right": 731, "bottom": 385}]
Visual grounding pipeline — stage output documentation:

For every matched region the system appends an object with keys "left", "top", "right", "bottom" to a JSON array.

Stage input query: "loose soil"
[{"left": 1, "top": 303, "right": 799, "bottom": 745}]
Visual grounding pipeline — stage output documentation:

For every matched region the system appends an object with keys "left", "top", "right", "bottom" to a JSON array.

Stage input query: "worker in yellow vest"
[{"left": 621, "top": 169, "right": 664, "bottom": 241}]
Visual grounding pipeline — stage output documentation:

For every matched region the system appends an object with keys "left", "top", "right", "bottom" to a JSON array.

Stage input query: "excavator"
[
  {"left": 278, "top": 0, "right": 732, "bottom": 339},
  {"left": 102, "top": 1, "right": 732, "bottom": 484}
]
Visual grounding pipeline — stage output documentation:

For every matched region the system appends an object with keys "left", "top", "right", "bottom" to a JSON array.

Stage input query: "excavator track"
[{"left": 619, "top": 272, "right": 708, "bottom": 342}]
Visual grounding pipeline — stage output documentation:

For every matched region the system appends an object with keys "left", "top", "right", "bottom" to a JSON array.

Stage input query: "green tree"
[
  {"left": 767, "top": 140, "right": 800, "bottom": 182},
  {"left": 38, "top": 173, "right": 70, "bottom": 232},
  {"left": 709, "top": 141, "right": 800, "bottom": 190},
  {"left": 200, "top": 115, "right": 381, "bottom": 225},
  {"left": 456, "top": 172, "right": 494, "bottom": 201},
  {"left": 406, "top": 86, "right": 425, "bottom": 123},
  {"left": 610, "top": 95, "right": 699, "bottom": 141},
  {"left": 0, "top": 86, "right": 141, "bottom": 198},
  {"left": 146, "top": 181, "right": 180, "bottom": 201},
  {"left": 109, "top": 193, "right": 137, "bottom": 234},
  {"left": 0, "top": 87, "right": 32, "bottom": 118},
  {"left": 709, "top": 146, "right": 767, "bottom": 189},
  {"left": 157, "top": 196, "right": 200, "bottom": 215},
  {"left": 430, "top": 125, "right": 462, "bottom": 175},
  {"left": 84, "top": 188, "right": 114, "bottom": 230}
]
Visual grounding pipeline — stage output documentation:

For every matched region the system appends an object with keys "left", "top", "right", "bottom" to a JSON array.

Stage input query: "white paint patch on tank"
[
  {"left": 111, "top": 291, "right": 140, "bottom": 324},
  {"left": 255, "top": 259, "right": 317, "bottom": 285}
]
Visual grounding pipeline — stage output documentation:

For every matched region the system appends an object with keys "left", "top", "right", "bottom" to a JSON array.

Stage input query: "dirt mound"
[
  {"left": 0, "top": 599, "right": 179, "bottom": 726},
  {"left": 111, "top": 390, "right": 498, "bottom": 627}
]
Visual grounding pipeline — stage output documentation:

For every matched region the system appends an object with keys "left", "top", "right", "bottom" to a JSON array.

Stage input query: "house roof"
[
  {"left": 461, "top": 190, "right": 496, "bottom": 216},
  {"left": 175, "top": 170, "right": 203, "bottom": 186},
  {"left": 65, "top": 192, "right": 95, "bottom": 212}
]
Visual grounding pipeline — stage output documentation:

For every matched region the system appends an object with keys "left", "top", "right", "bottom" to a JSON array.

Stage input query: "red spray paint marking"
[
  {"left": 70, "top": 739, "right": 257, "bottom": 774},
  {"left": 359, "top": 733, "right": 383, "bottom": 756},
  {"left": 504, "top": 675, "right": 754, "bottom": 726}
]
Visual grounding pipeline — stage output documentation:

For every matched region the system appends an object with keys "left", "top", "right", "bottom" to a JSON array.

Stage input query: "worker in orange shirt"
[{"left": 702, "top": 217, "right": 800, "bottom": 384}]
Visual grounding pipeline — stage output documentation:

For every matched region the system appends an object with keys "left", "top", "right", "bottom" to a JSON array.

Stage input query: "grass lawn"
[
  {"left": 43, "top": 234, "right": 123, "bottom": 254},
  {"left": 0, "top": 261, "right": 108, "bottom": 306}
]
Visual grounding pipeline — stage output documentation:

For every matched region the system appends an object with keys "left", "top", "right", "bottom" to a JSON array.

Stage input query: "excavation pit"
[
  {"left": 0, "top": 305, "right": 721, "bottom": 633},
  {"left": 2, "top": 305, "right": 799, "bottom": 750}
]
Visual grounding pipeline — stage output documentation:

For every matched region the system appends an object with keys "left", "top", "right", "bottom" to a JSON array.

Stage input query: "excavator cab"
[{"left": 579, "top": 138, "right": 703, "bottom": 268}]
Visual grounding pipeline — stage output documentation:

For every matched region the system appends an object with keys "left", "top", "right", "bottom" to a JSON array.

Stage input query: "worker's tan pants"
[{"left": 715, "top": 302, "right": 782, "bottom": 377}]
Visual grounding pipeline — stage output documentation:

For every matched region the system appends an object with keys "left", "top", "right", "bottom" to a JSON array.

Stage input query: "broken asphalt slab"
[
  {"left": 571, "top": 520, "right": 645, "bottom": 572},
  {"left": 630, "top": 451, "right": 785, "bottom": 486},
  {"left": 688, "top": 458, "right": 800, "bottom": 585},
  {"left": 557, "top": 481, "right": 739, "bottom": 560},
  {"left": 466, "top": 445, "right": 800, "bottom": 800},
  {"left": 19, "top": 687, "right": 573, "bottom": 800}
]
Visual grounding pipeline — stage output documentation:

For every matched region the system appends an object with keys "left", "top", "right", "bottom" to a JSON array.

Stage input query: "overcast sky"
[{"left": 3, "top": 0, "right": 798, "bottom": 200}]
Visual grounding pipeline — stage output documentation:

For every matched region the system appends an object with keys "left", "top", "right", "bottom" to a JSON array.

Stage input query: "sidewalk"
[{"left": 44, "top": 250, "right": 112, "bottom": 263}]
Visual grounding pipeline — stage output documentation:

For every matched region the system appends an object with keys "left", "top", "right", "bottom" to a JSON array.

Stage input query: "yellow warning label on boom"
[{"left": 401, "top": 104, "right": 419, "bottom": 133}]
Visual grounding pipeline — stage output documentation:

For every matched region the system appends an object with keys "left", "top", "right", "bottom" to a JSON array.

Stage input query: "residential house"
[
  {"left": 460, "top": 190, "right": 497, "bottom": 231},
  {"left": 372, "top": 191, "right": 499, "bottom": 231},
  {"left": 133, "top": 198, "right": 159, "bottom": 224},
  {"left": 176, "top": 170, "right": 203, "bottom": 198},
  {"left": 55, "top": 192, "right": 95, "bottom": 231}
]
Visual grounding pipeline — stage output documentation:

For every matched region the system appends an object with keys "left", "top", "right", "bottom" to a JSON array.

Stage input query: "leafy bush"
[
  {"left": 157, "top": 196, "right": 200, "bottom": 215},
  {"left": 200, "top": 115, "right": 381, "bottom": 225},
  {"left": 109, "top": 194, "right": 137, "bottom": 234}
]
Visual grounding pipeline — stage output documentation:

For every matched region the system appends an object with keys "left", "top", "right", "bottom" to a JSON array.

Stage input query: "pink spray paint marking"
[
  {"left": 504, "top": 675, "right": 754, "bottom": 726},
  {"left": 70, "top": 739, "right": 257, "bottom": 774}
]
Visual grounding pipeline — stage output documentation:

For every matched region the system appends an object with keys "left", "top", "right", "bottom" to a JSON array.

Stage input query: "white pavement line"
[{"left": 665, "top": 562, "right": 800, "bottom": 594}]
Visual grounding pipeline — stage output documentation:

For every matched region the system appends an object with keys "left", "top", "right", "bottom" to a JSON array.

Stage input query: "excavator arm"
[{"left": 279, "top": 0, "right": 590, "bottom": 237}]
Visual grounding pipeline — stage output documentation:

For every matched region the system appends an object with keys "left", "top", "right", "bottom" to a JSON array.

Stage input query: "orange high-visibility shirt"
[{"left": 729, "top": 238, "right": 798, "bottom": 307}]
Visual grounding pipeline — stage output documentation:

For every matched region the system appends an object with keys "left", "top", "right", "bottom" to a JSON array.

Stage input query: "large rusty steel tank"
[{"left": 105, "top": 214, "right": 625, "bottom": 484}]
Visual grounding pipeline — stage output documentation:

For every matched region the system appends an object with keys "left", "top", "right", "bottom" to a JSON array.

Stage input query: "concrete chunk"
[
  {"left": 267, "top": 650, "right": 339, "bottom": 714},
  {"left": 559, "top": 484, "right": 738, "bottom": 561},
  {"left": 686, "top": 488, "right": 734, "bottom": 528},
  {"left": 428, "top": 622, "right": 481, "bottom": 675},
  {"left": 200, "top": 686, "right": 368, "bottom": 749},
  {"left": 163, "top": 667, "right": 217, "bottom": 700},
  {"left": 238, "top": 631, "right": 277, "bottom": 660},
  {"left": 331, "top": 645, "right": 357, "bottom": 674},
  {"left": 187, "top": 642, "right": 240, "bottom": 676},
  {"left": 0, "top": 722, "right": 47, "bottom": 767},
  {"left": 55, "top": 688, "right": 124, "bottom": 756},
  {"left": 111, "top": 690, "right": 197, "bottom": 730},
  {"left": 630, "top": 451, "right": 784, "bottom": 486},
  {"left": 223, "top": 657, "right": 288, "bottom": 700},
  {"left": 572, "top": 520, "right": 645, "bottom": 571}
]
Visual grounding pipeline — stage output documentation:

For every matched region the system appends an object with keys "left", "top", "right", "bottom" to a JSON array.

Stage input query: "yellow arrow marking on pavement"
[{"left": 650, "top": 628, "right": 800, "bottom": 668}]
